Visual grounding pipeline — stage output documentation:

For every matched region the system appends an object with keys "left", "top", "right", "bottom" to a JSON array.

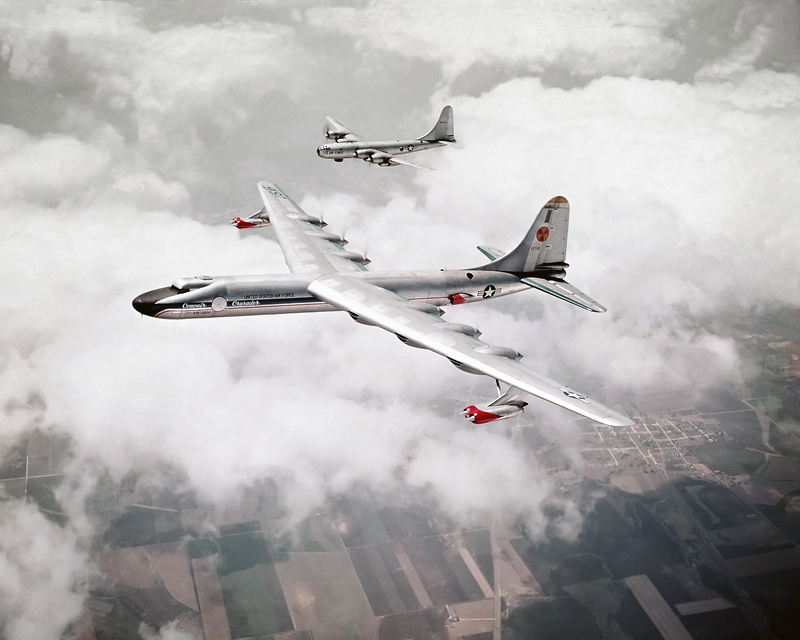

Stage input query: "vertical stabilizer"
[
  {"left": 475, "top": 197, "right": 570, "bottom": 275},
  {"left": 419, "top": 106, "right": 455, "bottom": 142}
]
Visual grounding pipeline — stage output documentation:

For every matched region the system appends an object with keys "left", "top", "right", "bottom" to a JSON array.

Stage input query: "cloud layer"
[{"left": 1, "top": 1, "right": 799, "bottom": 637}]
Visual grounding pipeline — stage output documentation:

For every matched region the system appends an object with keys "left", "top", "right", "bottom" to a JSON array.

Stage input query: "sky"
[{"left": 1, "top": 1, "right": 799, "bottom": 638}]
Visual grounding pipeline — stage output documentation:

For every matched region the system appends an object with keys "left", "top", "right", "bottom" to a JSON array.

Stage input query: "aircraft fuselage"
[
  {"left": 316, "top": 139, "right": 445, "bottom": 161},
  {"left": 132, "top": 270, "right": 528, "bottom": 320}
]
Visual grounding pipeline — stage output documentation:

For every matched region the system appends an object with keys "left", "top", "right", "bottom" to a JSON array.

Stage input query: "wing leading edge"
[
  {"left": 324, "top": 117, "right": 362, "bottom": 142},
  {"left": 308, "top": 274, "right": 633, "bottom": 427},
  {"left": 258, "top": 182, "right": 370, "bottom": 275}
]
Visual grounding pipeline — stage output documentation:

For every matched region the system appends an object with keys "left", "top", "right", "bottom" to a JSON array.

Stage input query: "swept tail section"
[
  {"left": 419, "top": 106, "right": 455, "bottom": 142},
  {"left": 477, "top": 196, "right": 570, "bottom": 276},
  {"left": 475, "top": 196, "right": 606, "bottom": 312}
]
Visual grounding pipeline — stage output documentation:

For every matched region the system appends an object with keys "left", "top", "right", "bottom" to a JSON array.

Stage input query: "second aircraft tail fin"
[{"left": 419, "top": 106, "right": 455, "bottom": 142}]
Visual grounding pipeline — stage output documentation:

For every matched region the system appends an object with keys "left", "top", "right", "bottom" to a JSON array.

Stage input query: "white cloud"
[
  {"left": 307, "top": 0, "right": 685, "bottom": 82},
  {"left": 0, "top": 502, "right": 91, "bottom": 640},
  {"left": 0, "top": 125, "right": 111, "bottom": 205},
  {"left": 0, "top": 1, "right": 799, "bottom": 635}
]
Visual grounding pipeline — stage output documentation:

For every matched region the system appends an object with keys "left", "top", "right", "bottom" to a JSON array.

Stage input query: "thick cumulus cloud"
[
  {"left": 412, "top": 70, "right": 800, "bottom": 391},
  {"left": 308, "top": 0, "right": 800, "bottom": 86},
  {"left": 1, "top": 1, "right": 799, "bottom": 637},
  {"left": 307, "top": 0, "right": 685, "bottom": 82},
  {"left": 0, "top": 501, "right": 92, "bottom": 640}
]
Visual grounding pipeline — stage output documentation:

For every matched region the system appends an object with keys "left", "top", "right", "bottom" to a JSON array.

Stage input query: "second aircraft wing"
[
  {"left": 325, "top": 117, "right": 363, "bottom": 142},
  {"left": 307, "top": 274, "right": 634, "bottom": 426}
]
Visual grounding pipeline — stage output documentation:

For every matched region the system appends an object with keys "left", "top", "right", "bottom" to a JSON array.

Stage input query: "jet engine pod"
[
  {"left": 475, "top": 345, "right": 522, "bottom": 360},
  {"left": 461, "top": 403, "right": 525, "bottom": 424},
  {"left": 231, "top": 216, "right": 270, "bottom": 229}
]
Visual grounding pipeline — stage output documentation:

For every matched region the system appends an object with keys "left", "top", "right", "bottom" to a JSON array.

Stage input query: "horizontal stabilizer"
[
  {"left": 477, "top": 246, "right": 506, "bottom": 262},
  {"left": 521, "top": 277, "right": 606, "bottom": 313}
]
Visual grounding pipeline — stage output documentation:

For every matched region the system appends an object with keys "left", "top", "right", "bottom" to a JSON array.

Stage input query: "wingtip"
[{"left": 599, "top": 414, "right": 636, "bottom": 427}]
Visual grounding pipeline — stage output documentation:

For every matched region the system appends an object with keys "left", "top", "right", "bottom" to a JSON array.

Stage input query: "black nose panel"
[
  {"left": 132, "top": 296, "right": 148, "bottom": 315},
  {"left": 132, "top": 287, "right": 175, "bottom": 316}
]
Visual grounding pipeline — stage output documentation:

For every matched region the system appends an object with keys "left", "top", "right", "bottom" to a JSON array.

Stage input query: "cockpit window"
[{"left": 171, "top": 276, "right": 214, "bottom": 292}]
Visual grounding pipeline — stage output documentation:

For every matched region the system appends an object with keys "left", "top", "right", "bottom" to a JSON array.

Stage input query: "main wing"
[
  {"left": 324, "top": 117, "right": 363, "bottom": 142},
  {"left": 258, "top": 182, "right": 369, "bottom": 274},
  {"left": 359, "top": 150, "right": 432, "bottom": 170},
  {"left": 308, "top": 274, "right": 633, "bottom": 426}
]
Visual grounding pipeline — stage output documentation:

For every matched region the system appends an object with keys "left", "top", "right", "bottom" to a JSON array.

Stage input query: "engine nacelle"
[
  {"left": 296, "top": 213, "right": 327, "bottom": 227},
  {"left": 308, "top": 231, "right": 347, "bottom": 244},
  {"left": 436, "top": 323, "right": 481, "bottom": 338},
  {"left": 461, "top": 402, "right": 525, "bottom": 424},
  {"left": 335, "top": 251, "right": 371, "bottom": 265},
  {"left": 407, "top": 301, "right": 444, "bottom": 317},
  {"left": 325, "top": 129, "right": 346, "bottom": 141},
  {"left": 474, "top": 345, "right": 522, "bottom": 360}
]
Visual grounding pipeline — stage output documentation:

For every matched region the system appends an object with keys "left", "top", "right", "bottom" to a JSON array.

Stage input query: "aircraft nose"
[
  {"left": 132, "top": 286, "right": 174, "bottom": 317},
  {"left": 132, "top": 295, "right": 150, "bottom": 315},
  {"left": 316, "top": 146, "right": 322, "bottom": 157}
]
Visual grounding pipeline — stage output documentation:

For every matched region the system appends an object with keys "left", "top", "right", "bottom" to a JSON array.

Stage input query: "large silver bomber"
[{"left": 133, "top": 182, "right": 633, "bottom": 427}]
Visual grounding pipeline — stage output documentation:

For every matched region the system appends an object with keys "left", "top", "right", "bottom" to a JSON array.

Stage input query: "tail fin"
[
  {"left": 476, "top": 196, "right": 570, "bottom": 276},
  {"left": 419, "top": 106, "right": 455, "bottom": 142}
]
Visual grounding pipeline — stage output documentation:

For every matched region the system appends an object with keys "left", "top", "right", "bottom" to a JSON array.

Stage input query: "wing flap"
[
  {"left": 308, "top": 275, "right": 632, "bottom": 426},
  {"left": 522, "top": 277, "right": 607, "bottom": 313}
]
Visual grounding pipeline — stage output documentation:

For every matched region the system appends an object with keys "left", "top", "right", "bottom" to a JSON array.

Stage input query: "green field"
[
  {"left": 216, "top": 532, "right": 293, "bottom": 638},
  {"left": 693, "top": 442, "right": 765, "bottom": 476}
]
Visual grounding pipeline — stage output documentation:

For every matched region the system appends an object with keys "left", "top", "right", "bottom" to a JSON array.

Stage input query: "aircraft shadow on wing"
[
  {"left": 316, "top": 106, "right": 456, "bottom": 170},
  {"left": 133, "top": 183, "right": 633, "bottom": 428}
]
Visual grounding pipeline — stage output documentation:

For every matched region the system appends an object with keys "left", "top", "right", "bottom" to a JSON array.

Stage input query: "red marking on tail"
[{"left": 536, "top": 226, "right": 549, "bottom": 242}]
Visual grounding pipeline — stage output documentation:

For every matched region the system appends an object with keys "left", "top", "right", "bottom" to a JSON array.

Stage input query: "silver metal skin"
[
  {"left": 316, "top": 106, "right": 455, "bottom": 169},
  {"left": 132, "top": 271, "right": 526, "bottom": 321},
  {"left": 133, "top": 181, "right": 633, "bottom": 427}
]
